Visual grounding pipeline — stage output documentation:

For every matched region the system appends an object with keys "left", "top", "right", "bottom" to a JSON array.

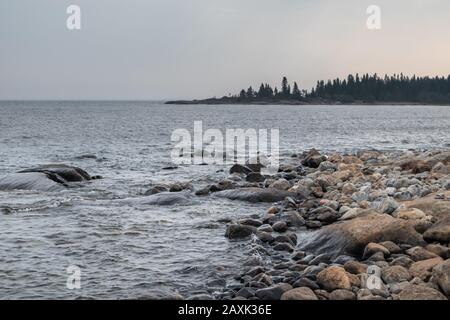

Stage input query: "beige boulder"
[
  {"left": 300, "top": 212, "right": 425, "bottom": 258},
  {"left": 393, "top": 284, "right": 447, "bottom": 300},
  {"left": 409, "top": 257, "right": 444, "bottom": 280},
  {"left": 317, "top": 266, "right": 352, "bottom": 291}
]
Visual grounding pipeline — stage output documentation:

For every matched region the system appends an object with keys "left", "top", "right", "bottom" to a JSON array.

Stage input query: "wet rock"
[
  {"left": 267, "top": 206, "right": 279, "bottom": 214},
  {"left": 273, "top": 243, "right": 295, "bottom": 253},
  {"left": 333, "top": 255, "right": 356, "bottom": 265},
  {"left": 291, "top": 251, "right": 306, "bottom": 261},
  {"left": 329, "top": 289, "right": 356, "bottom": 300},
  {"left": 274, "top": 235, "right": 295, "bottom": 246},
  {"left": 215, "top": 187, "right": 296, "bottom": 203},
  {"left": 225, "top": 224, "right": 257, "bottom": 239},
  {"left": 246, "top": 266, "right": 265, "bottom": 277},
  {"left": 317, "top": 266, "right": 351, "bottom": 291},
  {"left": 305, "top": 220, "right": 322, "bottom": 229},
  {"left": 293, "top": 278, "right": 320, "bottom": 290},
  {"left": 188, "top": 294, "right": 214, "bottom": 300},
  {"left": 272, "top": 221, "right": 288, "bottom": 233},
  {"left": 344, "top": 261, "right": 368, "bottom": 275},
  {"left": 281, "top": 287, "right": 318, "bottom": 300},
  {"left": 145, "top": 185, "right": 169, "bottom": 195},
  {"left": 255, "top": 283, "right": 293, "bottom": 300},
  {"left": 432, "top": 259, "right": 450, "bottom": 296},
  {"left": 230, "top": 164, "right": 253, "bottom": 175},
  {"left": 252, "top": 273, "right": 274, "bottom": 286},
  {"left": 246, "top": 172, "right": 265, "bottom": 183},
  {"left": 309, "top": 254, "right": 331, "bottom": 266},
  {"left": 236, "top": 287, "right": 256, "bottom": 299},
  {"left": 258, "top": 224, "right": 273, "bottom": 233},
  {"left": 169, "top": 182, "right": 193, "bottom": 192},
  {"left": 302, "top": 149, "right": 326, "bottom": 168},
  {"left": 393, "top": 284, "right": 447, "bottom": 300},
  {"left": 256, "top": 231, "right": 274, "bottom": 243},
  {"left": 310, "top": 206, "right": 340, "bottom": 224},
  {"left": 381, "top": 266, "right": 412, "bottom": 284},
  {"left": 269, "top": 179, "right": 291, "bottom": 191},
  {"left": 239, "top": 219, "right": 263, "bottom": 227},
  {"left": 268, "top": 211, "right": 305, "bottom": 228},
  {"left": 406, "top": 246, "right": 439, "bottom": 261},
  {"left": 300, "top": 212, "right": 425, "bottom": 259}
]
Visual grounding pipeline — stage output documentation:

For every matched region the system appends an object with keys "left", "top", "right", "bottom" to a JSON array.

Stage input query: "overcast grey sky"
[{"left": 1, "top": 0, "right": 450, "bottom": 100}]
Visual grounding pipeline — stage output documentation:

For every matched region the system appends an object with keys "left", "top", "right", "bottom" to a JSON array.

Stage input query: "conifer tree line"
[{"left": 233, "top": 74, "right": 450, "bottom": 103}]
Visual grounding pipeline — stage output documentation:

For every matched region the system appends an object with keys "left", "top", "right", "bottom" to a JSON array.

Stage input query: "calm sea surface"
[{"left": 0, "top": 101, "right": 449, "bottom": 299}]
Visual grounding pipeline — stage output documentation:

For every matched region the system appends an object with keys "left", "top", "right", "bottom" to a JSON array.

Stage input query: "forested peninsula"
[{"left": 166, "top": 74, "right": 450, "bottom": 105}]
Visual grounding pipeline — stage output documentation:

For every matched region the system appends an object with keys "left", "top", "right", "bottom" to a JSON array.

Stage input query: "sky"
[{"left": 1, "top": 0, "right": 450, "bottom": 100}]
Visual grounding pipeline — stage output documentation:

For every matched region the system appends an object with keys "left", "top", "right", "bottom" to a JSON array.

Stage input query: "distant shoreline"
[{"left": 165, "top": 98, "right": 450, "bottom": 106}]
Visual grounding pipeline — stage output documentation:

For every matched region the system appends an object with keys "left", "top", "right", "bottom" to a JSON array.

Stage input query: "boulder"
[
  {"left": 225, "top": 224, "right": 257, "bottom": 239},
  {"left": 405, "top": 246, "right": 439, "bottom": 261},
  {"left": 425, "top": 244, "right": 450, "bottom": 259},
  {"left": 393, "top": 284, "right": 447, "bottom": 300},
  {"left": 363, "top": 243, "right": 390, "bottom": 259},
  {"left": 255, "top": 283, "right": 293, "bottom": 300},
  {"left": 272, "top": 221, "right": 288, "bottom": 232},
  {"left": 281, "top": 287, "right": 318, "bottom": 300},
  {"left": 246, "top": 172, "right": 265, "bottom": 183},
  {"left": 230, "top": 164, "right": 253, "bottom": 175},
  {"left": 300, "top": 212, "right": 425, "bottom": 259},
  {"left": 381, "top": 266, "right": 412, "bottom": 284},
  {"left": 409, "top": 257, "right": 443, "bottom": 280},
  {"left": 379, "top": 241, "right": 403, "bottom": 254},
  {"left": 344, "top": 261, "right": 368, "bottom": 275},
  {"left": 423, "top": 216, "right": 450, "bottom": 243},
  {"left": 317, "top": 266, "right": 352, "bottom": 291},
  {"left": 432, "top": 259, "right": 450, "bottom": 296},
  {"left": 329, "top": 289, "right": 356, "bottom": 300},
  {"left": 269, "top": 179, "right": 291, "bottom": 191},
  {"left": 302, "top": 149, "right": 326, "bottom": 168}
]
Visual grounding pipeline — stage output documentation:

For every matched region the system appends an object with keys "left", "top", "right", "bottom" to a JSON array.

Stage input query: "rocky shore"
[
  {"left": 1, "top": 150, "right": 449, "bottom": 300},
  {"left": 201, "top": 149, "right": 450, "bottom": 300}
]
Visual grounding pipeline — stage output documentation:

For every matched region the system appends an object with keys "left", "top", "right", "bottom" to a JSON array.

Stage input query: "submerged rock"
[
  {"left": 0, "top": 164, "right": 94, "bottom": 192},
  {"left": 129, "top": 192, "right": 192, "bottom": 206}
]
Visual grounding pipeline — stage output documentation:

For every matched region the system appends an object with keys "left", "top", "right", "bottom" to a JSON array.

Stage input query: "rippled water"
[{"left": 0, "top": 101, "right": 449, "bottom": 299}]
